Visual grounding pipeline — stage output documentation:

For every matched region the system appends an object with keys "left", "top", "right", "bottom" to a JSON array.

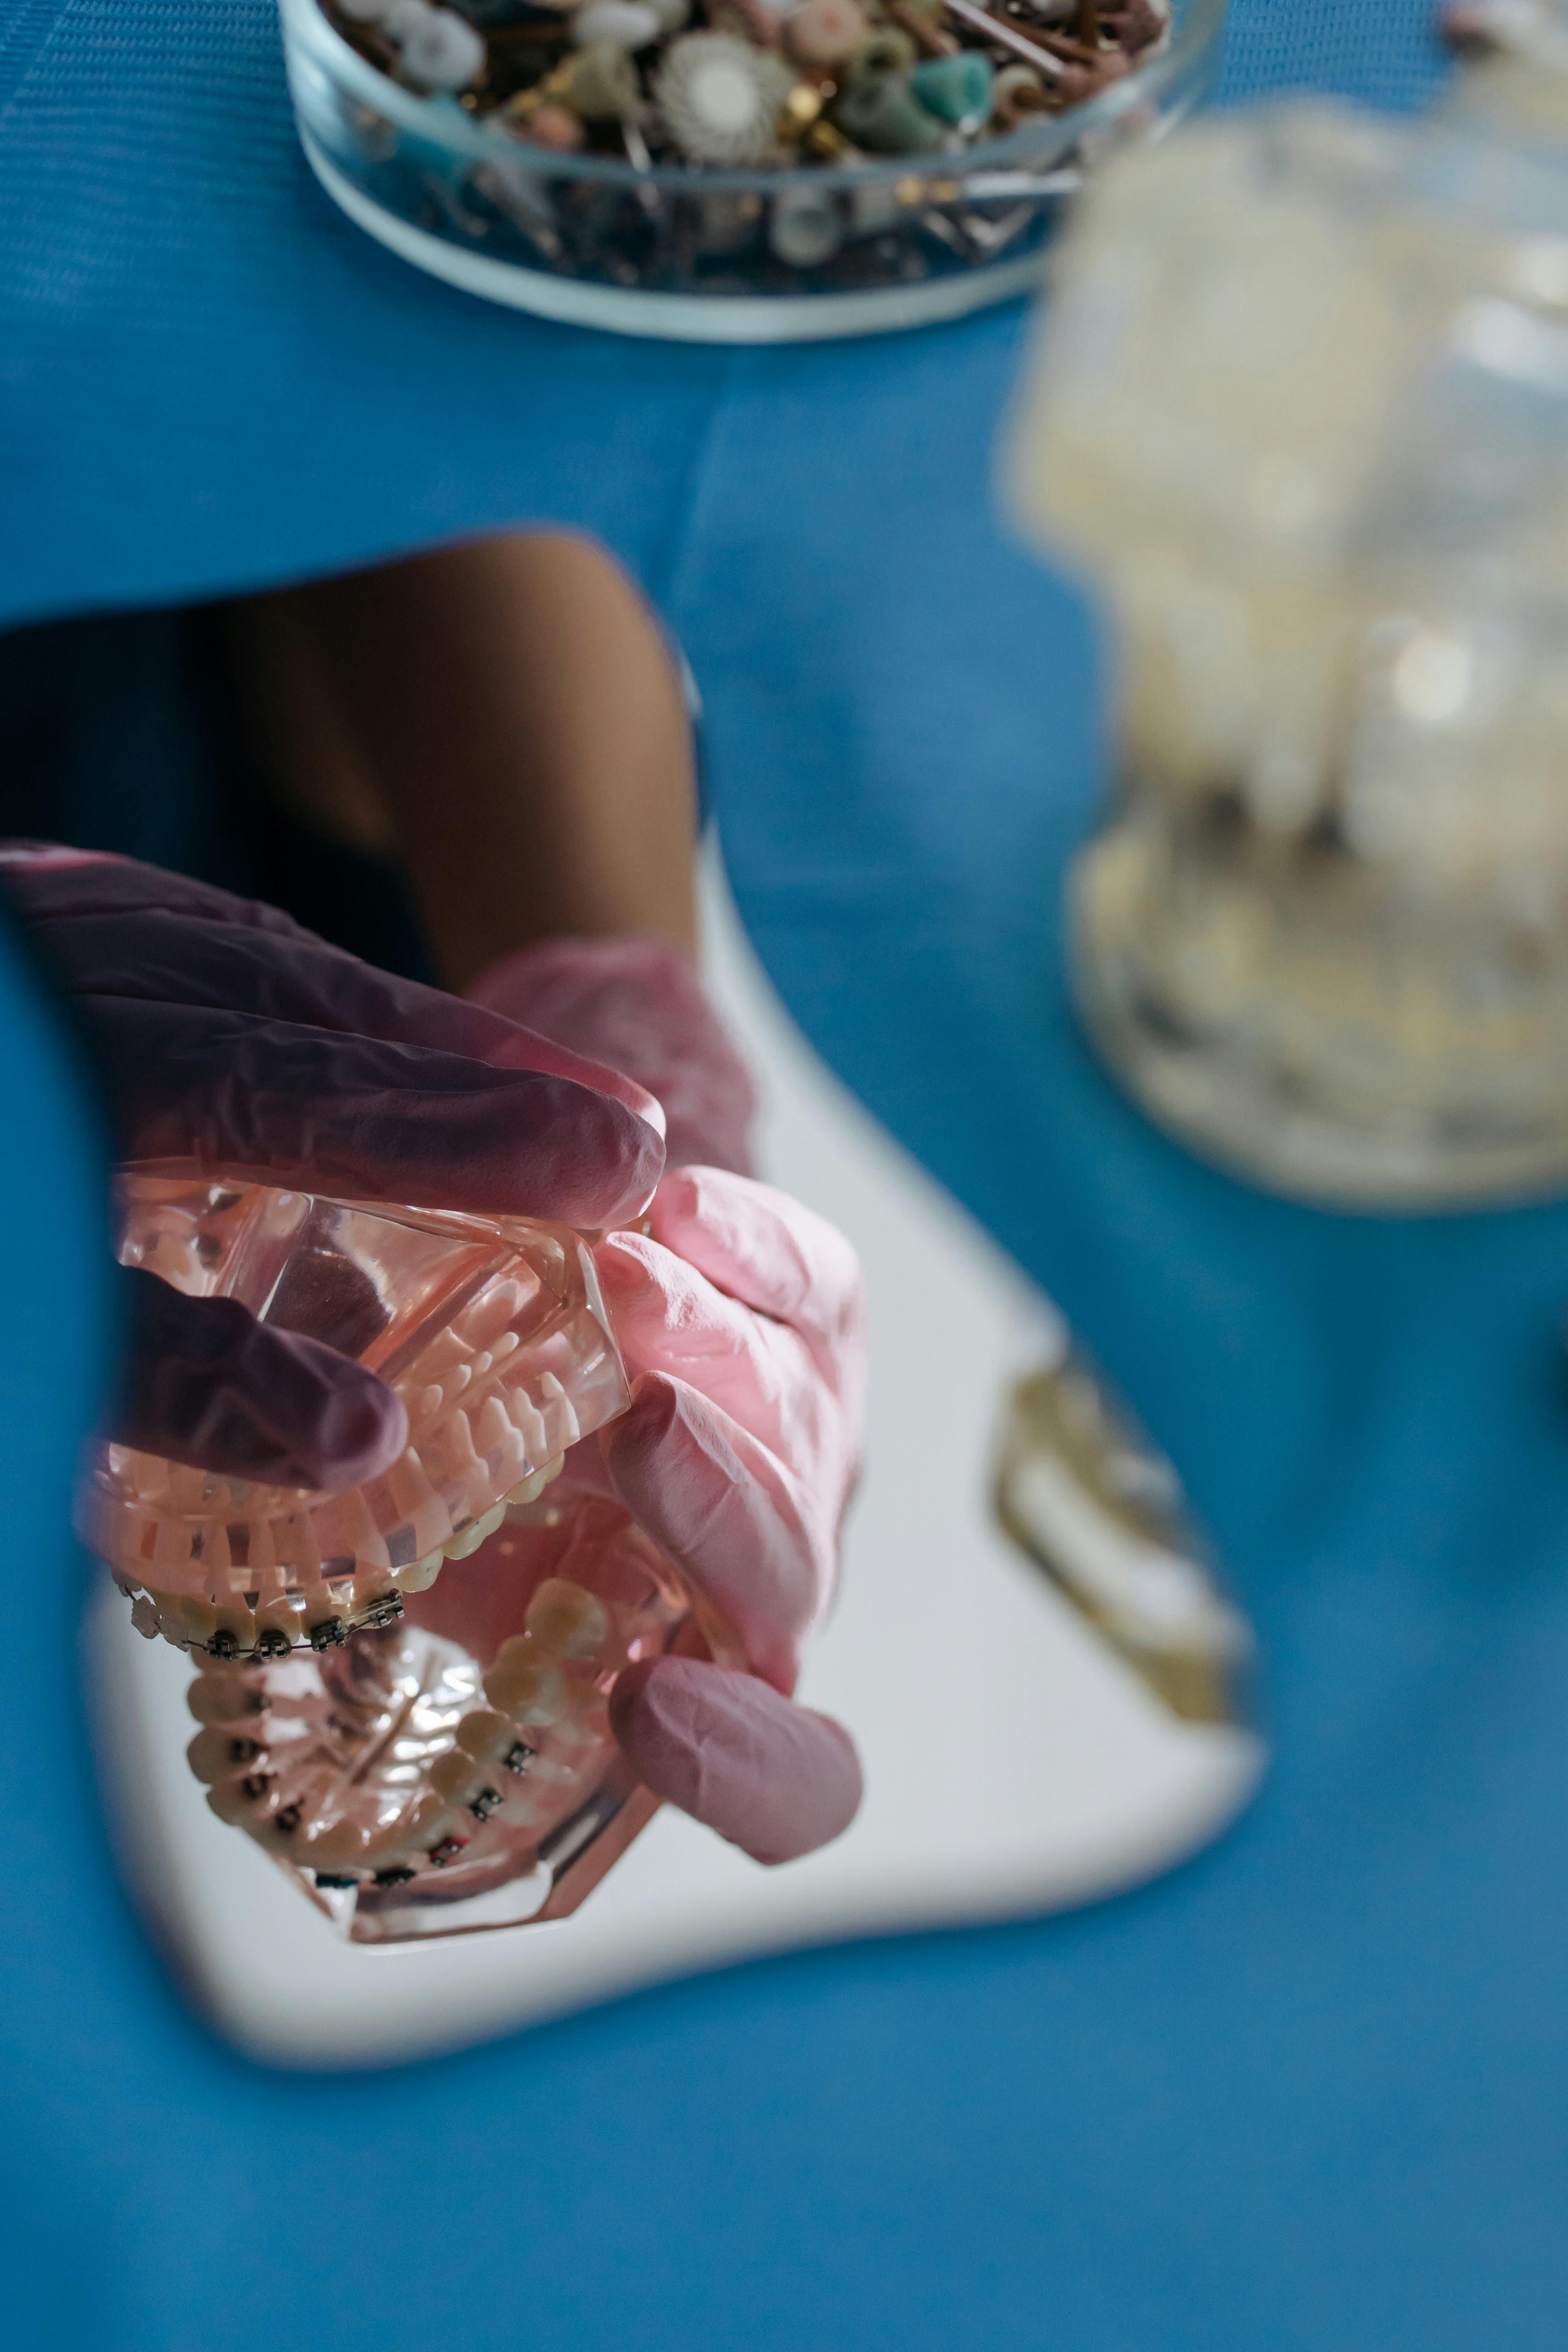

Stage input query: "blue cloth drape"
[{"left": 9, "top": 6, "right": 1567, "bottom": 2349}]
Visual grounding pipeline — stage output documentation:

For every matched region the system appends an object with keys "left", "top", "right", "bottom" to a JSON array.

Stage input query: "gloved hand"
[
  {"left": 469, "top": 936, "right": 865, "bottom": 1865},
  {"left": 468, "top": 935, "right": 758, "bottom": 1176},
  {"left": 0, "top": 846, "right": 663, "bottom": 1489}
]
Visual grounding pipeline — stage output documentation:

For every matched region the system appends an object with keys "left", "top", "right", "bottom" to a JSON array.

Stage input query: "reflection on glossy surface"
[
  {"left": 183, "top": 1500, "right": 728, "bottom": 1941},
  {"left": 80, "top": 1176, "right": 737, "bottom": 1937},
  {"left": 994, "top": 1319, "right": 1249, "bottom": 1726}
]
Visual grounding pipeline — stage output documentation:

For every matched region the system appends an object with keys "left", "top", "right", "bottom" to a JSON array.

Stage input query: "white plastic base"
[{"left": 302, "top": 131, "right": 1048, "bottom": 344}]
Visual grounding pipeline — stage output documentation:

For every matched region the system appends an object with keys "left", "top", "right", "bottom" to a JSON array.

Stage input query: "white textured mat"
[{"left": 87, "top": 860, "right": 1260, "bottom": 2069}]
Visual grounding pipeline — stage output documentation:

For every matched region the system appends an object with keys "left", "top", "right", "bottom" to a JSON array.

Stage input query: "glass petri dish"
[{"left": 277, "top": 0, "right": 1230, "bottom": 341}]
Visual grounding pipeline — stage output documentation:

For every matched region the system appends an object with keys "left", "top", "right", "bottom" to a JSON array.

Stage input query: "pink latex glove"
[
  {"left": 468, "top": 936, "right": 757, "bottom": 1176},
  {"left": 467, "top": 939, "right": 865, "bottom": 1866},
  {"left": 0, "top": 848, "right": 664, "bottom": 1486}
]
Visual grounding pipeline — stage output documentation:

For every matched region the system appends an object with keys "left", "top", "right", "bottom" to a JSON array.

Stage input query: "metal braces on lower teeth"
[
  {"left": 182, "top": 1543, "right": 683, "bottom": 1911},
  {"left": 308, "top": 1747, "right": 538, "bottom": 1890}
]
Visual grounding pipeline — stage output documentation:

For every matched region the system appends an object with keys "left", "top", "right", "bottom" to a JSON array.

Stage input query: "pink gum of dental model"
[
  {"left": 79, "top": 1176, "right": 636, "bottom": 1657},
  {"left": 83, "top": 1174, "right": 741, "bottom": 1936}
]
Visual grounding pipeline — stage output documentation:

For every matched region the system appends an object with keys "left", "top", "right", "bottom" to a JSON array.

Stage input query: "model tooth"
[
  {"left": 300, "top": 1819, "right": 371, "bottom": 1872},
  {"left": 295, "top": 1584, "right": 336, "bottom": 1633},
  {"left": 429, "top": 1750, "right": 486, "bottom": 1808},
  {"left": 129, "top": 1594, "right": 161, "bottom": 1641},
  {"left": 407, "top": 1326, "right": 470, "bottom": 1385},
  {"left": 504, "top": 1455, "right": 566, "bottom": 1511},
  {"left": 210, "top": 1601, "right": 257, "bottom": 1654},
  {"left": 187, "top": 1726, "right": 263, "bottom": 1784},
  {"left": 278, "top": 1505, "right": 322, "bottom": 1581},
  {"left": 443, "top": 1501, "right": 505, "bottom": 1561},
  {"left": 188, "top": 1673, "right": 263, "bottom": 1725},
  {"left": 538, "top": 1372, "right": 581, "bottom": 1450},
  {"left": 489, "top": 1330, "right": 521, "bottom": 1364},
  {"left": 206, "top": 1773, "right": 275, "bottom": 1828},
  {"left": 454, "top": 1708, "right": 517, "bottom": 1764},
  {"left": 153, "top": 1592, "right": 219, "bottom": 1651},
  {"left": 416, "top": 1385, "right": 445, "bottom": 1423},
  {"left": 507, "top": 1383, "right": 550, "bottom": 1461},
  {"left": 255, "top": 1595, "right": 305, "bottom": 1650},
  {"left": 383, "top": 1452, "right": 448, "bottom": 1561},
  {"left": 187, "top": 1726, "right": 258, "bottom": 1784},
  {"left": 247, "top": 1514, "right": 279, "bottom": 1580},
  {"left": 251, "top": 1804, "right": 308, "bottom": 1854},
  {"left": 145, "top": 1590, "right": 182, "bottom": 1640},
  {"left": 525, "top": 1577, "right": 612, "bottom": 1664},
  {"left": 184, "top": 1598, "right": 223, "bottom": 1650},
  {"left": 483, "top": 1638, "right": 568, "bottom": 1727},
  {"left": 419, "top": 1416, "right": 485, "bottom": 1518},
  {"left": 196, "top": 1522, "right": 234, "bottom": 1576},
  {"left": 392, "top": 1550, "right": 445, "bottom": 1594},
  {"left": 387, "top": 1448, "right": 437, "bottom": 1520},
  {"left": 314, "top": 1487, "right": 388, "bottom": 1576},
  {"left": 475, "top": 1393, "right": 527, "bottom": 1481},
  {"left": 451, "top": 1277, "right": 529, "bottom": 1355}
]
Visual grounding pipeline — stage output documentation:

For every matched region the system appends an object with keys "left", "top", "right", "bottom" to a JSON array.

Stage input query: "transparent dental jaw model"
[
  {"left": 1009, "top": 26, "right": 1568, "bottom": 1205},
  {"left": 82, "top": 1177, "right": 734, "bottom": 1941}
]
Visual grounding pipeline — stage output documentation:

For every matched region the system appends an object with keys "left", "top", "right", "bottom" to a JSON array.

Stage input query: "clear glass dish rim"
[{"left": 279, "top": 0, "right": 1231, "bottom": 197}]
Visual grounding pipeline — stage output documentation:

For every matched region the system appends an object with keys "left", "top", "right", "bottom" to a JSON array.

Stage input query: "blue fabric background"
[{"left": 8, "top": 5, "right": 1566, "bottom": 2349}]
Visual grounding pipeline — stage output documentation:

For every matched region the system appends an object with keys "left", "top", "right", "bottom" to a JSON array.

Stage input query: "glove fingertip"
[
  {"left": 611, "top": 1656, "right": 862, "bottom": 1865},
  {"left": 306, "top": 1360, "right": 411, "bottom": 1489},
  {"left": 112, "top": 1270, "right": 410, "bottom": 1490}
]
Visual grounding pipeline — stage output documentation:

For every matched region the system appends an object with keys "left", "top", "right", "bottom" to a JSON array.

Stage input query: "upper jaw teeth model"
[{"left": 80, "top": 1176, "right": 733, "bottom": 1940}]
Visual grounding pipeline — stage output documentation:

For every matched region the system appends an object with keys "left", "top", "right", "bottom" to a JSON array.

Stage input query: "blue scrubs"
[{"left": 7, "top": 6, "right": 1566, "bottom": 2349}]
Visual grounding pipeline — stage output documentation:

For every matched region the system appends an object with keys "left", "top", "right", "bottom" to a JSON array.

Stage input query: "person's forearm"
[{"left": 222, "top": 532, "right": 698, "bottom": 987}]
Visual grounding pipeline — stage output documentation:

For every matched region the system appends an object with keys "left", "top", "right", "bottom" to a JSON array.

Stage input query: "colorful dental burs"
[{"left": 320, "top": 0, "right": 1167, "bottom": 166}]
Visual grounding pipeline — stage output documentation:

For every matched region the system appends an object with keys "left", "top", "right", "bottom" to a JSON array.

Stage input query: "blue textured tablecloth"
[{"left": 11, "top": 6, "right": 1566, "bottom": 2350}]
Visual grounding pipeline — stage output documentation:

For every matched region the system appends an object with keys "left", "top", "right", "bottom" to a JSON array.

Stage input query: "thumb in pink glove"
[{"left": 466, "top": 940, "right": 865, "bottom": 1866}]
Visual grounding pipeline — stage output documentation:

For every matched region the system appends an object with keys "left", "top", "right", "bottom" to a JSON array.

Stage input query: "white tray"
[{"left": 87, "top": 854, "right": 1258, "bottom": 2068}]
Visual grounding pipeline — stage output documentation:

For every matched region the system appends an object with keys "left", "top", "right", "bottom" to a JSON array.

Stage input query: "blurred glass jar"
[{"left": 1009, "top": 19, "right": 1568, "bottom": 1206}]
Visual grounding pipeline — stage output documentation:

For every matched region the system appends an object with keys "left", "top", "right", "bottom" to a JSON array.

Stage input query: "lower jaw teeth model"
[{"left": 80, "top": 1175, "right": 736, "bottom": 1941}]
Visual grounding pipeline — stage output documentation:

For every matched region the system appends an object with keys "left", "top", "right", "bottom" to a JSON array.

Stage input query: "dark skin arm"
[{"left": 219, "top": 531, "right": 698, "bottom": 985}]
